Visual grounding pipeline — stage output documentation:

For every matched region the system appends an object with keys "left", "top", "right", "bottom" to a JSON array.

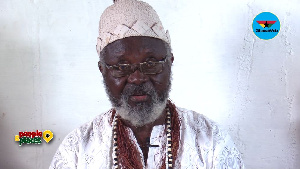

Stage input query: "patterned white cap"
[{"left": 96, "top": 0, "right": 171, "bottom": 55}]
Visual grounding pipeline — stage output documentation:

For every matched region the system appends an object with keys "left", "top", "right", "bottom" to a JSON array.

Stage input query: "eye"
[
  {"left": 118, "top": 64, "right": 131, "bottom": 71},
  {"left": 145, "top": 61, "right": 156, "bottom": 67}
]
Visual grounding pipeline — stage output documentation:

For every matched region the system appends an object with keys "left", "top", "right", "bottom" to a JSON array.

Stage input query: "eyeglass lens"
[{"left": 111, "top": 62, "right": 164, "bottom": 77}]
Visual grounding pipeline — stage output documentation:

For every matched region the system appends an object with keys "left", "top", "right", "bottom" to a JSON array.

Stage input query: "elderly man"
[{"left": 50, "top": 0, "right": 244, "bottom": 168}]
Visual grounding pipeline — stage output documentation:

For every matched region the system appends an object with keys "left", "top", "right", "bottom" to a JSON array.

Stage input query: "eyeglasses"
[{"left": 101, "top": 56, "right": 168, "bottom": 78}]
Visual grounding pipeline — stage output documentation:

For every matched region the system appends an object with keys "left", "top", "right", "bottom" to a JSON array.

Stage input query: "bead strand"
[
  {"left": 166, "top": 108, "right": 173, "bottom": 169},
  {"left": 113, "top": 116, "right": 119, "bottom": 169}
]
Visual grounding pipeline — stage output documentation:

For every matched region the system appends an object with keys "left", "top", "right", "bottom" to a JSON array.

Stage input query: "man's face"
[{"left": 99, "top": 36, "right": 173, "bottom": 126}]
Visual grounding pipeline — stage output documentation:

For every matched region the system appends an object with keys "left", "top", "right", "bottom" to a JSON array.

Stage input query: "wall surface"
[{"left": 0, "top": 0, "right": 299, "bottom": 168}]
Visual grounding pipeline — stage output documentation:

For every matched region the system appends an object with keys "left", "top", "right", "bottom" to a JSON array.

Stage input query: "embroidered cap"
[{"left": 96, "top": 0, "right": 171, "bottom": 55}]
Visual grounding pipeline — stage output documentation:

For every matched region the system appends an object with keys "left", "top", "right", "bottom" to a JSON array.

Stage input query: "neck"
[
  {"left": 120, "top": 108, "right": 166, "bottom": 145},
  {"left": 121, "top": 108, "right": 166, "bottom": 130}
]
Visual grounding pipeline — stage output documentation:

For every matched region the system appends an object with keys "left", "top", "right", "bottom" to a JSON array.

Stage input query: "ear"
[
  {"left": 98, "top": 61, "right": 104, "bottom": 74},
  {"left": 170, "top": 53, "right": 174, "bottom": 64}
]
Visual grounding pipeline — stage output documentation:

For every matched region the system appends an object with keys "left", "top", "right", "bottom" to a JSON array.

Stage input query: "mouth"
[{"left": 130, "top": 94, "right": 149, "bottom": 102}]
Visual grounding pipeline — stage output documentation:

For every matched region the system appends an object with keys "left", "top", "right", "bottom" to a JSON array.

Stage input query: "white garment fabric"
[{"left": 50, "top": 107, "right": 244, "bottom": 169}]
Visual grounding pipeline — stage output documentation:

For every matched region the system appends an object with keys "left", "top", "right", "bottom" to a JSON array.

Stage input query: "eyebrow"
[
  {"left": 139, "top": 47, "right": 156, "bottom": 54},
  {"left": 112, "top": 50, "right": 126, "bottom": 56}
]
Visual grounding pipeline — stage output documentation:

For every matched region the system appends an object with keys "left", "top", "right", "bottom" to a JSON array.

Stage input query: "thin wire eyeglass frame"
[{"left": 100, "top": 56, "right": 169, "bottom": 78}]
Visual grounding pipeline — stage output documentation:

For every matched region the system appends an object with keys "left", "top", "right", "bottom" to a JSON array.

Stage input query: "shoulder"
[
  {"left": 64, "top": 110, "right": 113, "bottom": 148},
  {"left": 176, "top": 107, "right": 220, "bottom": 137},
  {"left": 50, "top": 111, "right": 113, "bottom": 169},
  {"left": 176, "top": 107, "right": 244, "bottom": 168}
]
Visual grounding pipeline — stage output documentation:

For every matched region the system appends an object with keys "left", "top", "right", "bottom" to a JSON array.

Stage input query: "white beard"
[
  {"left": 116, "top": 99, "right": 167, "bottom": 127},
  {"left": 104, "top": 73, "right": 172, "bottom": 127}
]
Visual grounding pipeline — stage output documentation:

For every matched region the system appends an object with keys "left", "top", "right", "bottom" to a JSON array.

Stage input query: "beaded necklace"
[{"left": 112, "top": 107, "right": 173, "bottom": 169}]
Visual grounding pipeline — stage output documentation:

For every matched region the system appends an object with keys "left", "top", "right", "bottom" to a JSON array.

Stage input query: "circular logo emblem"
[{"left": 252, "top": 12, "right": 280, "bottom": 40}]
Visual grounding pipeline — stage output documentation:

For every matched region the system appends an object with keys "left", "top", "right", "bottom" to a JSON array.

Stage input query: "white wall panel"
[{"left": 0, "top": 0, "right": 299, "bottom": 168}]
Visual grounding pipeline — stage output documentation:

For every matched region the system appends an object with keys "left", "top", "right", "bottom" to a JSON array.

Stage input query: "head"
[{"left": 96, "top": 0, "right": 173, "bottom": 127}]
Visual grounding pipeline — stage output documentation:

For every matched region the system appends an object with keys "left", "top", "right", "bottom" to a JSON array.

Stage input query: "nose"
[{"left": 127, "top": 69, "right": 149, "bottom": 85}]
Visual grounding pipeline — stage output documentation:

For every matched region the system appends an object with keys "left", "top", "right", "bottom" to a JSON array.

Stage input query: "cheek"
[
  {"left": 104, "top": 75, "right": 127, "bottom": 99},
  {"left": 150, "top": 67, "right": 171, "bottom": 93}
]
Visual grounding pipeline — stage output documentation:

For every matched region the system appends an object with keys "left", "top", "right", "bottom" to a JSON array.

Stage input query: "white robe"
[{"left": 50, "top": 107, "right": 244, "bottom": 169}]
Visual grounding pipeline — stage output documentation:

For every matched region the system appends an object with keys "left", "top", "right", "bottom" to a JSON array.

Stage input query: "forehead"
[{"left": 102, "top": 36, "right": 167, "bottom": 61}]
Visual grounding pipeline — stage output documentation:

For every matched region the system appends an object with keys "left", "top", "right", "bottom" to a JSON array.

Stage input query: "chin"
[{"left": 116, "top": 99, "right": 167, "bottom": 127}]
